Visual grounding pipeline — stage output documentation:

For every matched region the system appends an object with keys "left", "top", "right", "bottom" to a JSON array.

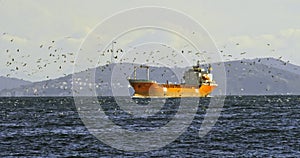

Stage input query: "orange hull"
[{"left": 129, "top": 79, "right": 217, "bottom": 98}]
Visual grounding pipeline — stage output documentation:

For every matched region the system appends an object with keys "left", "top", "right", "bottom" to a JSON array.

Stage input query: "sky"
[{"left": 0, "top": 0, "right": 299, "bottom": 81}]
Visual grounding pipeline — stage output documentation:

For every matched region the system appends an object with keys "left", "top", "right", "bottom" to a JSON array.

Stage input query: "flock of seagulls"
[
  {"left": 1, "top": 31, "right": 294, "bottom": 93},
  {"left": 2, "top": 33, "right": 76, "bottom": 78}
]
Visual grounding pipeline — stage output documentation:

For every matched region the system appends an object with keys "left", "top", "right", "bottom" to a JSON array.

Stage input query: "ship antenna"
[{"left": 208, "top": 64, "right": 212, "bottom": 73}]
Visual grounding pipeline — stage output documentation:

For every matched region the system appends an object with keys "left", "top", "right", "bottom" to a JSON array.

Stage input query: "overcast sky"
[{"left": 0, "top": 0, "right": 299, "bottom": 81}]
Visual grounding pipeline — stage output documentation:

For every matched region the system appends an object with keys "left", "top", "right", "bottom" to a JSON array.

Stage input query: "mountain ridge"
[{"left": 0, "top": 76, "right": 32, "bottom": 92}]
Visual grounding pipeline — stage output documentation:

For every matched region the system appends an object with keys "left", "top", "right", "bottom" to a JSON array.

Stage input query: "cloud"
[
  {"left": 224, "top": 28, "right": 300, "bottom": 64},
  {"left": 0, "top": 33, "right": 28, "bottom": 44},
  {"left": 279, "top": 28, "right": 300, "bottom": 38}
]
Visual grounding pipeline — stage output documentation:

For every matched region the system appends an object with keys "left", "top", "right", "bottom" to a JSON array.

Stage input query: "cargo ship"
[{"left": 128, "top": 61, "right": 217, "bottom": 98}]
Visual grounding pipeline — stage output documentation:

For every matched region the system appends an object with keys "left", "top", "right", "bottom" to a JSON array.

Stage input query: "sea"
[{"left": 0, "top": 96, "right": 299, "bottom": 157}]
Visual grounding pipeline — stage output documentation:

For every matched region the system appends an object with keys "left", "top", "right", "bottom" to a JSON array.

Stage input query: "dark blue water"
[{"left": 0, "top": 96, "right": 300, "bottom": 157}]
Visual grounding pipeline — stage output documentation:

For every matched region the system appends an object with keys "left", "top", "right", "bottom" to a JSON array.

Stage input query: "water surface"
[{"left": 0, "top": 96, "right": 299, "bottom": 157}]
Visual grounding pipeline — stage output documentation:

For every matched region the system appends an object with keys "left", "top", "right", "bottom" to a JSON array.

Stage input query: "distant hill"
[
  {"left": 0, "top": 57, "right": 300, "bottom": 96},
  {"left": 0, "top": 76, "right": 32, "bottom": 92},
  {"left": 219, "top": 57, "right": 300, "bottom": 95}
]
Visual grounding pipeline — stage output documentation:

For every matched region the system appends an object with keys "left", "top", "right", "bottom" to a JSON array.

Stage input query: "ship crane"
[{"left": 133, "top": 65, "right": 150, "bottom": 80}]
